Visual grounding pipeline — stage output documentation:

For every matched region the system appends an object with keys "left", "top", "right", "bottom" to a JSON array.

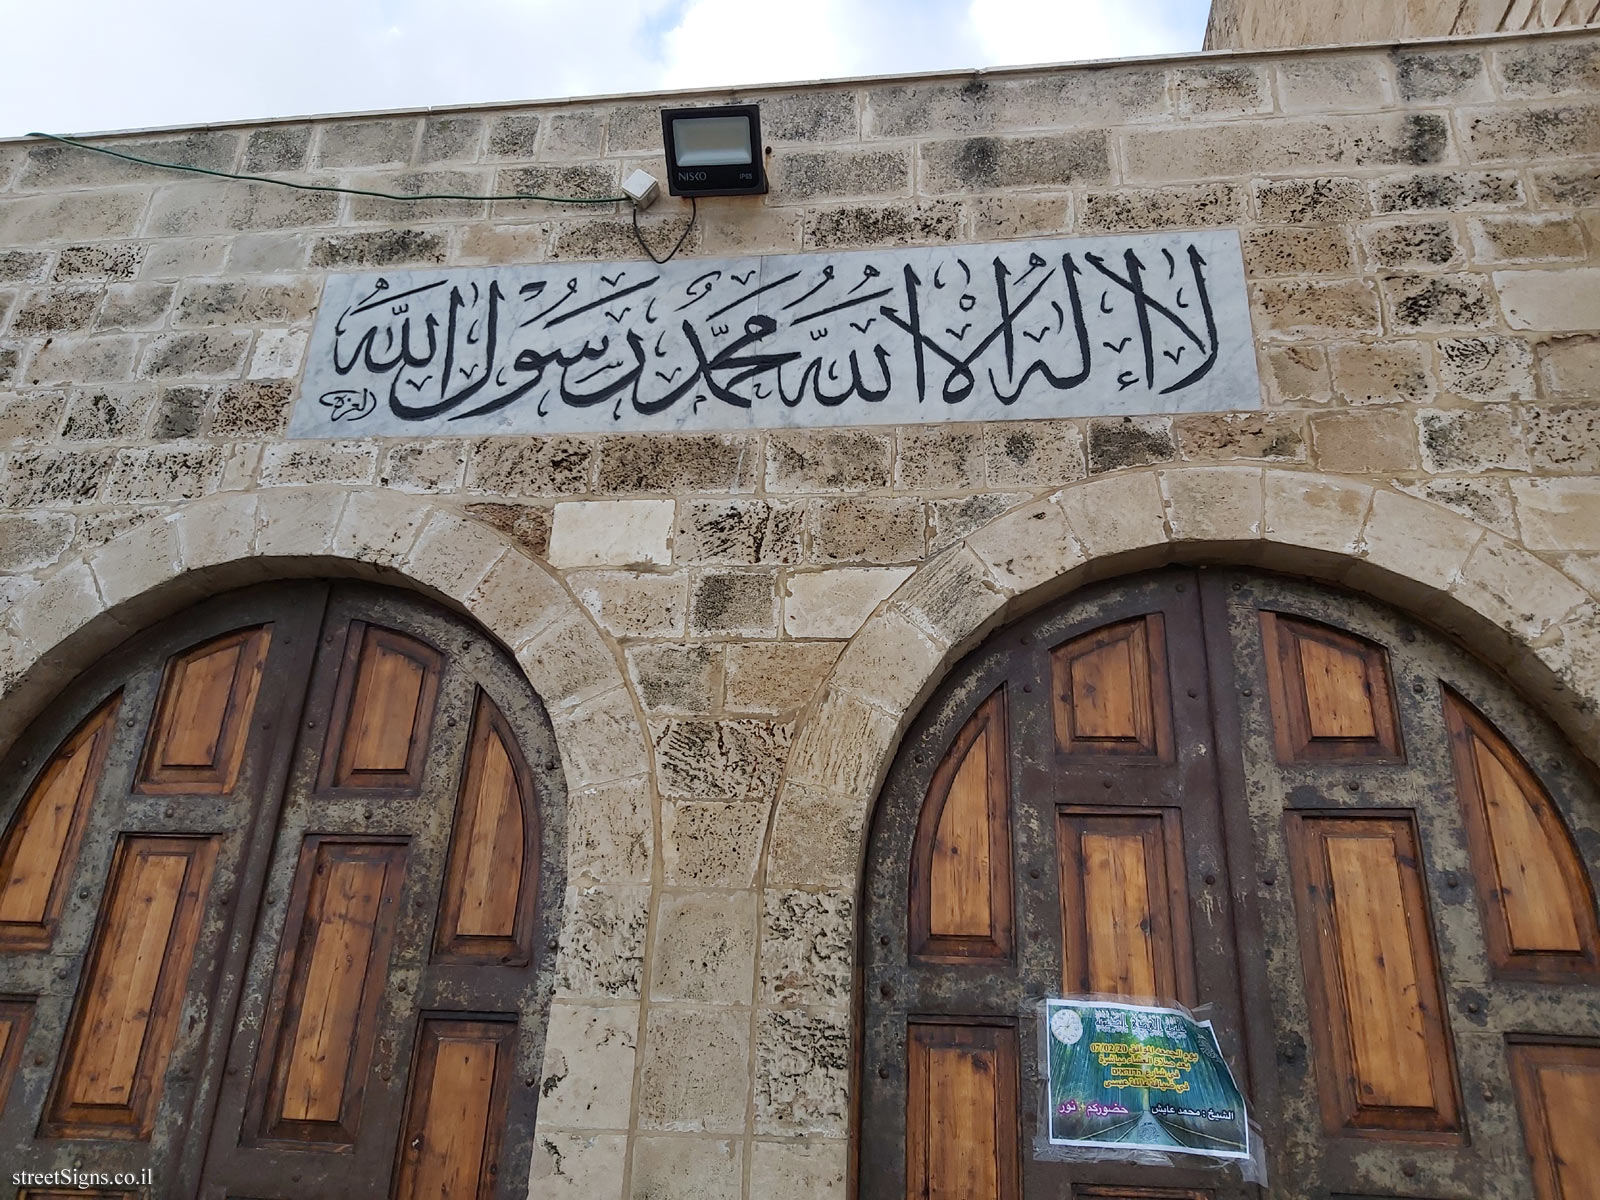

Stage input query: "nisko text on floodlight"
[{"left": 660, "top": 104, "right": 767, "bottom": 198}]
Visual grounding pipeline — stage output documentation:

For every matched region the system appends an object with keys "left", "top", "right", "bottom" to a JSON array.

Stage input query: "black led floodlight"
[{"left": 660, "top": 104, "right": 767, "bottom": 197}]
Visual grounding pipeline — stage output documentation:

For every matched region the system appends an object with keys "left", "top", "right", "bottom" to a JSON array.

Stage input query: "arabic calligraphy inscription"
[{"left": 290, "top": 231, "right": 1260, "bottom": 437}]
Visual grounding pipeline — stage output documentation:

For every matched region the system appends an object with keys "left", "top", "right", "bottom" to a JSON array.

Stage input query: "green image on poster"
[{"left": 1045, "top": 998, "right": 1250, "bottom": 1161}]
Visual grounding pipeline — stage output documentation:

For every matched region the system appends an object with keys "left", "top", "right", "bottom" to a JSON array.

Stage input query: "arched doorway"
[
  {"left": 0, "top": 581, "right": 565, "bottom": 1199},
  {"left": 859, "top": 568, "right": 1600, "bottom": 1199}
]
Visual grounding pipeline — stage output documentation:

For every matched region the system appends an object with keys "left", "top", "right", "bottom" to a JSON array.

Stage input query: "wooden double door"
[
  {"left": 860, "top": 568, "right": 1600, "bottom": 1200},
  {"left": 0, "top": 582, "right": 564, "bottom": 1199}
]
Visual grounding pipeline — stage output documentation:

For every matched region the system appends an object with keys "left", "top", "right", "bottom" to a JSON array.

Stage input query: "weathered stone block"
[
  {"left": 802, "top": 200, "right": 962, "bottom": 250},
  {"left": 242, "top": 126, "right": 311, "bottom": 173},
  {"left": 722, "top": 641, "right": 842, "bottom": 715},
  {"left": 144, "top": 182, "right": 339, "bottom": 237},
  {"left": 1310, "top": 409, "right": 1420, "bottom": 472},
  {"left": 1160, "top": 465, "right": 1264, "bottom": 544},
  {"left": 315, "top": 119, "right": 417, "bottom": 168},
  {"left": 984, "top": 420, "right": 1085, "bottom": 486},
  {"left": 894, "top": 546, "right": 1004, "bottom": 649},
  {"left": 966, "top": 497, "right": 1084, "bottom": 596},
  {"left": 1394, "top": 477, "right": 1517, "bottom": 538},
  {"left": 625, "top": 642, "right": 719, "bottom": 713},
  {"left": 258, "top": 440, "right": 376, "bottom": 487},
  {"left": 1242, "top": 225, "right": 1355, "bottom": 276},
  {"left": 761, "top": 891, "right": 852, "bottom": 1006},
  {"left": 675, "top": 499, "right": 803, "bottom": 565},
  {"left": 661, "top": 799, "right": 767, "bottom": 888},
  {"left": 595, "top": 434, "right": 757, "bottom": 494},
  {"left": 526, "top": 1133, "right": 626, "bottom": 1200},
  {"left": 568, "top": 776, "right": 653, "bottom": 884},
  {"left": 894, "top": 424, "right": 985, "bottom": 490},
  {"left": 309, "top": 229, "right": 447, "bottom": 268},
  {"left": 1329, "top": 341, "right": 1436, "bottom": 405},
  {"left": 965, "top": 194, "right": 1071, "bottom": 241},
  {"left": 9, "top": 286, "right": 100, "bottom": 335},
  {"left": 377, "top": 440, "right": 466, "bottom": 491},
  {"left": 1262, "top": 345, "right": 1332, "bottom": 406},
  {"left": 864, "top": 69, "right": 1167, "bottom": 137},
  {"left": 830, "top": 608, "right": 944, "bottom": 712},
  {"left": 629, "top": 1138, "right": 741, "bottom": 1200},
  {"left": 549, "top": 499, "right": 673, "bottom": 568},
  {"left": 1276, "top": 56, "right": 1392, "bottom": 112},
  {"left": 808, "top": 498, "right": 925, "bottom": 565},
  {"left": 1525, "top": 404, "right": 1600, "bottom": 472},
  {"left": 1263, "top": 471, "right": 1371, "bottom": 557},
  {"left": 754, "top": 1008, "right": 849, "bottom": 1135},
  {"left": 637, "top": 1008, "right": 750, "bottom": 1133},
  {"left": 782, "top": 566, "right": 913, "bottom": 639},
  {"left": 1417, "top": 407, "right": 1528, "bottom": 474},
  {"left": 542, "top": 110, "right": 605, "bottom": 158},
  {"left": 0, "top": 252, "right": 50, "bottom": 284},
  {"left": 1530, "top": 163, "right": 1600, "bottom": 206},
  {"left": 537, "top": 1003, "right": 639, "bottom": 1129},
  {"left": 1253, "top": 279, "right": 1383, "bottom": 338},
  {"left": 1252, "top": 176, "right": 1369, "bottom": 224},
  {"left": 137, "top": 330, "right": 252, "bottom": 379},
  {"left": 1174, "top": 412, "right": 1307, "bottom": 460},
  {"left": 749, "top": 1140, "right": 847, "bottom": 1200},
  {"left": 920, "top": 132, "right": 1110, "bottom": 193},
  {"left": 96, "top": 283, "right": 175, "bottom": 332},
  {"left": 653, "top": 717, "right": 791, "bottom": 801},
  {"left": 766, "top": 784, "right": 863, "bottom": 889},
  {"left": 467, "top": 436, "right": 593, "bottom": 495},
  {"left": 0, "top": 511, "right": 74, "bottom": 572},
  {"left": 105, "top": 445, "right": 224, "bottom": 503},
  {"left": 1370, "top": 168, "right": 1523, "bottom": 213},
  {"left": 19, "top": 133, "right": 237, "bottom": 190},
  {"left": 1494, "top": 40, "right": 1600, "bottom": 99},
  {"left": 1436, "top": 336, "right": 1535, "bottom": 401},
  {"left": 417, "top": 115, "right": 483, "bottom": 163},
  {"left": 573, "top": 570, "right": 688, "bottom": 638},
  {"left": 345, "top": 170, "right": 489, "bottom": 223},
  {"left": 1124, "top": 114, "right": 1449, "bottom": 184},
  {"left": 1511, "top": 478, "right": 1600, "bottom": 551},
  {"left": 1394, "top": 51, "right": 1492, "bottom": 102},
  {"left": 485, "top": 113, "right": 541, "bottom": 157},
  {"left": 773, "top": 148, "right": 911, "bottom": 203},
  {"left": 688, "top": 569, "right": 779, "bottom": 637},
  {"left": 650, "top": 891, "right": 757, "bottom": 1004},
  {"left": 1382, "top": 273, "right": 1496, "bottom": 332},
  {"left": 1359, "top": 219, "right": 1462, "bottom": 269},
  {"left": 766, "top": 429, "right": 892, "bottom": 493},
  {"left": 555, "top": 885, "right": 650, "bottom": 999},
  {"left": 1495, "top": 268, "right": 1600, "bottom": 331},
  {"left": 1468, "top": 214, "right": 1585, "bottom": 264},
  {"left": 52, "top": 243, "right": 144, "bottom": 282},
  {"left": 463, "top": 501, "right": 552, "bottom": 558},
  {"left": 1081, "top": 183, "right": 1245, "bottom": 232},
  {"left": 1088, "top": 416, "right": 1176, "bottom": 473},
  {"left": 1464, "top": 102, "right": 1600, "bottom": 161},
  {"left": 28, "top": 335, "right": 138, "bottom": 384},
  {"left": 60, "top": 386, "right": 152, "bottom": 440}
]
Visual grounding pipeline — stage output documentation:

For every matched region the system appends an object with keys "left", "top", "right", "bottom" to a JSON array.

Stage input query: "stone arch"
[
  {"left": 766, "top": 464, "right": 1600, "bottom": 894},
  {"left": 0, "top": 486, "right": 650, "bottom": 797}
]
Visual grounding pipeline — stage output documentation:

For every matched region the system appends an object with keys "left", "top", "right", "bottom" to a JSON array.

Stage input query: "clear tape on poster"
[{"left": 1032, "top": 993, "right": 1268, "bottom": 1187}]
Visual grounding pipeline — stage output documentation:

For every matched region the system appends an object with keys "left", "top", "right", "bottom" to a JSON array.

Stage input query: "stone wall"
[
  {"left": 2, "top": 26, "right": 1600, "bottom": 1200},
  {"left": 1206, "top": 0, "right": 1600, "bottom": 51}
]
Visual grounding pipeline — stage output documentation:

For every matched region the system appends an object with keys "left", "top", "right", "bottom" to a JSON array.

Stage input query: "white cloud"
[
  {"left": 965, "top": 0, "right": 1192, "bottom": 66},
  {"left": 0, "top": 0, "right": 1207, "bottom": 139}
]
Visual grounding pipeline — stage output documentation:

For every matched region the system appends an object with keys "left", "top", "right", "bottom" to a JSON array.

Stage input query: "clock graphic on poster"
[{"left": 1050, "top": 1006, "right": 1084, "bottom": 1046}]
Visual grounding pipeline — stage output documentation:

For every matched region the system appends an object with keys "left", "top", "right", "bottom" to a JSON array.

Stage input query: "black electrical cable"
[
  {"left": 25, "top": 131, "right": 628, "bottom": 205},
  {"left": 632, "top": 196, "right": 696, "bottom": 265}
]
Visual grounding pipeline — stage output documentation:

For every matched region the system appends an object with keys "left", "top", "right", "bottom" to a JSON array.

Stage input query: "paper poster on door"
[{"left": 1044, "top": 998, "right": 1250, "bottom": 1161}]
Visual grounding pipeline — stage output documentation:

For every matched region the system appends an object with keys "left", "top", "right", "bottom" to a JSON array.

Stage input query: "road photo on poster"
[{"left": 1045, "top": 998, "right": 1250, "bottom": 1161}]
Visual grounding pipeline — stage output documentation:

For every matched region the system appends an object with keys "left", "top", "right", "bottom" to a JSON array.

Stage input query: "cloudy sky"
[{"left": 0, "top": 0, "right": 1210, "bottom": 139}]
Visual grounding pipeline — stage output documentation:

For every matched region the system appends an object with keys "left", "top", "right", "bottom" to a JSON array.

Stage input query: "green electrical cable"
[{"left": 25, "top": 131, "right": 629, "bottom": 205}]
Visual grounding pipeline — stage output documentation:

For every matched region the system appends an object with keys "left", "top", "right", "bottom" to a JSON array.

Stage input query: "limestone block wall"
[
  {"left": 1, "top": 26, "right": 1599, "bottom": 1200},
  {"left": 1206, "top": 0, "right": 1600, "bottom": 51}
]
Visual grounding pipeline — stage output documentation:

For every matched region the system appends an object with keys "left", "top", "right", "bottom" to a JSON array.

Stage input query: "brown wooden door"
[
  {"left": 860, "top": 567, "right": 1600, "bottom": 1200},
  {"left": 0, "top": 582, "right": 565, "bottom": 1200}
]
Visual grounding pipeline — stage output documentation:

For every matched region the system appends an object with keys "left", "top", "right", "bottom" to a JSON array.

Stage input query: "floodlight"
[{"left": 660, "top": 104, "right": 767, "bottom": 197}]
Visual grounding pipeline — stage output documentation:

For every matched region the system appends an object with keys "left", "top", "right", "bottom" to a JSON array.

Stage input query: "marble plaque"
[{"left": 290, "top": 231, "right": 1260, "bottom": 438}]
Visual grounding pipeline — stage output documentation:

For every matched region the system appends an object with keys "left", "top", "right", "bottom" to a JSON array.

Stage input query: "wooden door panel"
[
  {"left": 1445, "top": 690, "right": 1600, "bottom": 979},
  {"left": 392, "top": 1017, "right": 516, "bottom": 1200},
  {"left": 319, "top": 624, "right": 442, "bottom": 790},
  {"left": 1053, "top": 616, "right": 1173, "bottom": 758},
  {"left": 0, "top": 696, "right": 119, "bottom": 950},
  {"left": 1058, "top": 809, "right": 1193, "bottom": 1004},
  {"left": 1509, "top": 1041, "right": 1600, "bottom": 1200},
  {"left": 0, "top": 999, "right": 32, "bottom": 1118},
  {"left": 136, "top": 627, "right": 271, "bottom": 795},
  {"left": 906, "top": 1022, "right": 1019, "bottom": 1200},
  {"left": 910, "top": 688, "right": 1013, "bottom": 961},
  {"left": 1260, "top": 613, "right": 1402, "bottom": 762},
  {"left": 43, "top": 834, "right": 219, "bottom": 1140},
  {"left": 1286, "top": 813, "right": 1461, "bottom": 1138},
  {"left": 435, "top": 694, "right": 538, "bottom": 965},
  {"left": 247, "top": 837, "right": 407, "bottom": 1145}
]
